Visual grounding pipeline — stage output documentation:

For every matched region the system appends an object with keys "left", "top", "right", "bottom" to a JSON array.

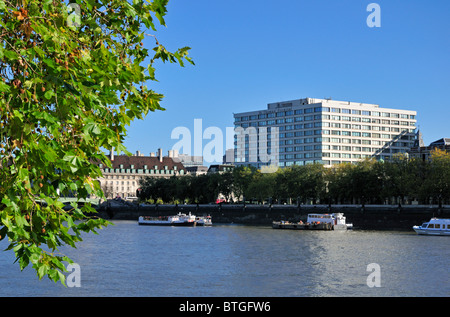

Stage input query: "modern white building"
[{"left": 234, "top": 97, "right": 417, "bottom": 168}]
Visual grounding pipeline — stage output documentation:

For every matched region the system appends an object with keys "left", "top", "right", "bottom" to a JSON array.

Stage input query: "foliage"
[
  {"left": 246, "top": 171, "right": 276, "bottom": 203},
  {"left": 0, "top": 0, "right": 193, "bottom": 284},
  {"left": 139, "top": 152, "right": 450, "bottom": 206},
  {"left": 231, "top": 165, "right": 255, "bottom": 201},
  {"left": 423, "top": 149, "right": 450, "bottom": 202},
  {"left": 274, "top": 164, "right": 325, "bottom": 204}
]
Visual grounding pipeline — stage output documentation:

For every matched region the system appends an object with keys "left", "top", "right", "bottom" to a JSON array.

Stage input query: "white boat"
[
  {"left": 273, "top": 213, "right": 352, "bottom": 230},
  {"left": 138, "top": 212, "right": 196, "bottom": 227},
  {"left": 307, "top": 213, "right": 353, "bottom": 230},
  {"left": 413, "top": 218, "right": 450, "bottom": 236},
  {"left": 196, "top": 215, "right": 212, "bottom": 226}
]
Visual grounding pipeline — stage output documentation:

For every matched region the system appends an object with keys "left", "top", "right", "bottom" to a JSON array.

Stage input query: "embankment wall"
[{"left": 97, "top": 203, "right": 450, "bottom": 230}]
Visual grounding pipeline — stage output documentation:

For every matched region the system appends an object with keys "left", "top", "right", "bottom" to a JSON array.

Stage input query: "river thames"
[{"left": 0, "top": 220, "right": 448, "bottom": 297}]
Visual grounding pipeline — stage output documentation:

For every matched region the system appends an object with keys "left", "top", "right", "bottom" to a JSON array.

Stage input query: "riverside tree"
[{"left": 0, "top": 0, "right": 193, "bottom": 284}]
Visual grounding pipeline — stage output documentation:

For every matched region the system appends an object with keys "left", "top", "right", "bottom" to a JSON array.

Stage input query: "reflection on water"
[{"left": 0, "top": 221, "right": 448, "bottom": 297}]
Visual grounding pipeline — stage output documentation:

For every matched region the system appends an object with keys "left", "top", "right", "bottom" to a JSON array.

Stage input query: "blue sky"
[{"left": 122, "top": 0, "right": 450, "bottom": 163}]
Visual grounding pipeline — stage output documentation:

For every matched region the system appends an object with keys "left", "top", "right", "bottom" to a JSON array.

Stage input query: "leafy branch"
[{"left": 0, "top": 0, "right": 193, "bottom": 284}]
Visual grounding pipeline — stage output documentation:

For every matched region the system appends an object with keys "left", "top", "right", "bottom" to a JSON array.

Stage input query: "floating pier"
[
  {"left": 272, "top": 213, "right": 352, "bottom": 230},
  {"left": 272, "top": 221, "right": 334, "bottom": 230}
]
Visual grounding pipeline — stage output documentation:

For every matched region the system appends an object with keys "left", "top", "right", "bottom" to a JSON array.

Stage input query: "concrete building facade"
[{"left": 234, "top": 97, "right": 417, "bottom": 168}]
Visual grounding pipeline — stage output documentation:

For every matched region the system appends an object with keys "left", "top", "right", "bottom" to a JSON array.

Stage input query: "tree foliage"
[
  {"left": 140, "top": 153, "right": 450, "bottom": 206},
  {"left": 0, "top": 0, "right": 193, "bottom": 284}
]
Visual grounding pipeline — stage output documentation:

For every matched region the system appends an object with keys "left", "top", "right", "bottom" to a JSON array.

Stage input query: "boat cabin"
[
  {"left": 419, "top": 218, "right": 450, "bottom": 230},
  {"left": 307, "top": 213, "right": 347, "bottom": 225}
]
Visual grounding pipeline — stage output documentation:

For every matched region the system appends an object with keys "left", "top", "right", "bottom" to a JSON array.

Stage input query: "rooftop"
[
  {"left": 106, "top": 155, "right": 185, "bottom": 171},
  {"left": 234, "top": 97, "right": 416, "bottom": 117},
  {"left": 429, "top": 138, "right": 450, "bottom": 147}
]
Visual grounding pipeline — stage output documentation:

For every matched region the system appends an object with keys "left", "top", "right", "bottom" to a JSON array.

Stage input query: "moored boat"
[
  {"left": 196, "top": 215, "right": 212, "bottom": 226},
  {"left": 273, "top": 213, "right": 353, "bottom": 231},
  {"left": 413, "top": 218, "right": 450, "bottom": 236},
  {"left": 138, "top": 212, "right": 197, "bottom": 227}
]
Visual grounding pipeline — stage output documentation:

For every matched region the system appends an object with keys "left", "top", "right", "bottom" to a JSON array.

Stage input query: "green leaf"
[
  {"left": 0, "top": 81, "right": 10, "bottom": 92},
  {"left": 44, "top": 90, "right": 55, "bottom": 100},
  {"left": 38, "top": 263, "right": 49, "bottom": 279},
  {"left": 3, "top": 49, "right": 18, "bottom": 60}
]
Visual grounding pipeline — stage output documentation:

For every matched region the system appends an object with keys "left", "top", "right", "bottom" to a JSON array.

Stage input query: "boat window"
[
  {"left": 435, "top": 224, "right": 440, "bottom": 229},
  {"left": 421, "top": 223, "right": 428, "bottom": 228},
  {"left": 428, "top": 224, "right": 434, "bottom": 228}
]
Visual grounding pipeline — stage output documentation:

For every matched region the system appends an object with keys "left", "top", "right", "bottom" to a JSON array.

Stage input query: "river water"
[{"left": 0, "top": 221, "right": 448, "bottom": 297}]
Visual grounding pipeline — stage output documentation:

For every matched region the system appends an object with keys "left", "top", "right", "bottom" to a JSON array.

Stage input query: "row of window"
[
  {"left": 237, "top": 131, "right": 415, "bottom": 142},
  {"left": 277, "top": 158, "right": 373, "bottom": 167},
  {"left": 237, "top": 144, "right": 410, "bottom": 157},
  {"left": 235, "top": 109, "right": 415, "bottom": 122},
  {"left": 105, "top": 187, "right": 133, "bottom": 192},
  {"left": 237, "top": 117, "right": 415, "bottom": 127},
  {"left": 283, "top": 146, "right": 385, "bottom": 153},
  {"left": 276, "top": 126, "right": 413, "bottom": 134},
  {"left": 236, "top": 137, "right": 414, "bottom": 148},
  {"left": 280, "top": 153, "right": 377, "bottom": 160},
  {"left": 240, "top": 155, "right": 407, "bottom": 167},
  {"left": 426, "top": 224, "right": 450, "bottom": 229},
  {"left": 103, "top": 168, "right": 184, "bottom": 174},
  {"left": 104, "top": 175, "right": 137, "bottom": 180},
  {"left": 104, "top": 192, "right": 135, "bottom": 198},
  {"left": 277, "top": 131, "right": 415, "bottom": 139},
  {"left": 103, "top": 165, "right": 178, "bottom": 170},
  {"left": 104, "top": 180, "right": 137, "bottom": 186}
]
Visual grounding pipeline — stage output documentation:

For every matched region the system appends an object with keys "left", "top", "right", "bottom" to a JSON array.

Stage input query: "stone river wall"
[{"left": 97, "top": 201, "right": 450, "bottom": 230}]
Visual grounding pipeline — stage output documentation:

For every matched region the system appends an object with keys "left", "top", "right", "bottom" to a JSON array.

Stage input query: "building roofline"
[{"left": 234, "top": 97, "right": 417, "bottom": 117}]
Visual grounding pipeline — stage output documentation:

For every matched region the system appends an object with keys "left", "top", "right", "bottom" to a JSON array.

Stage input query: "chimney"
[
  {"left": 136, "top": 150, "right": 141, "bottom": 157},
  {"left": 110, "top": 148, "right": 114, "bottom": 161},
  {"left": 150, "top": 152, "right": 155, "bottom": 157},
  {"left": 158, "top": 148, "right": 163, "bottom": 162}
]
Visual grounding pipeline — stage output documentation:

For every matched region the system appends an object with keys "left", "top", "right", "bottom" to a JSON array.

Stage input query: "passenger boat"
[
  {"left": 138, "top": 212, "right": 196, "bottom": 227},
  {"left": 196, "top": 215, "right": 213, "bottom": 226},
  {"left": 413, "top": 218, "right": 450, "bottom": 236},
  {"left": 272, "top": 213, "right": 353, "bottom": 231}
]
